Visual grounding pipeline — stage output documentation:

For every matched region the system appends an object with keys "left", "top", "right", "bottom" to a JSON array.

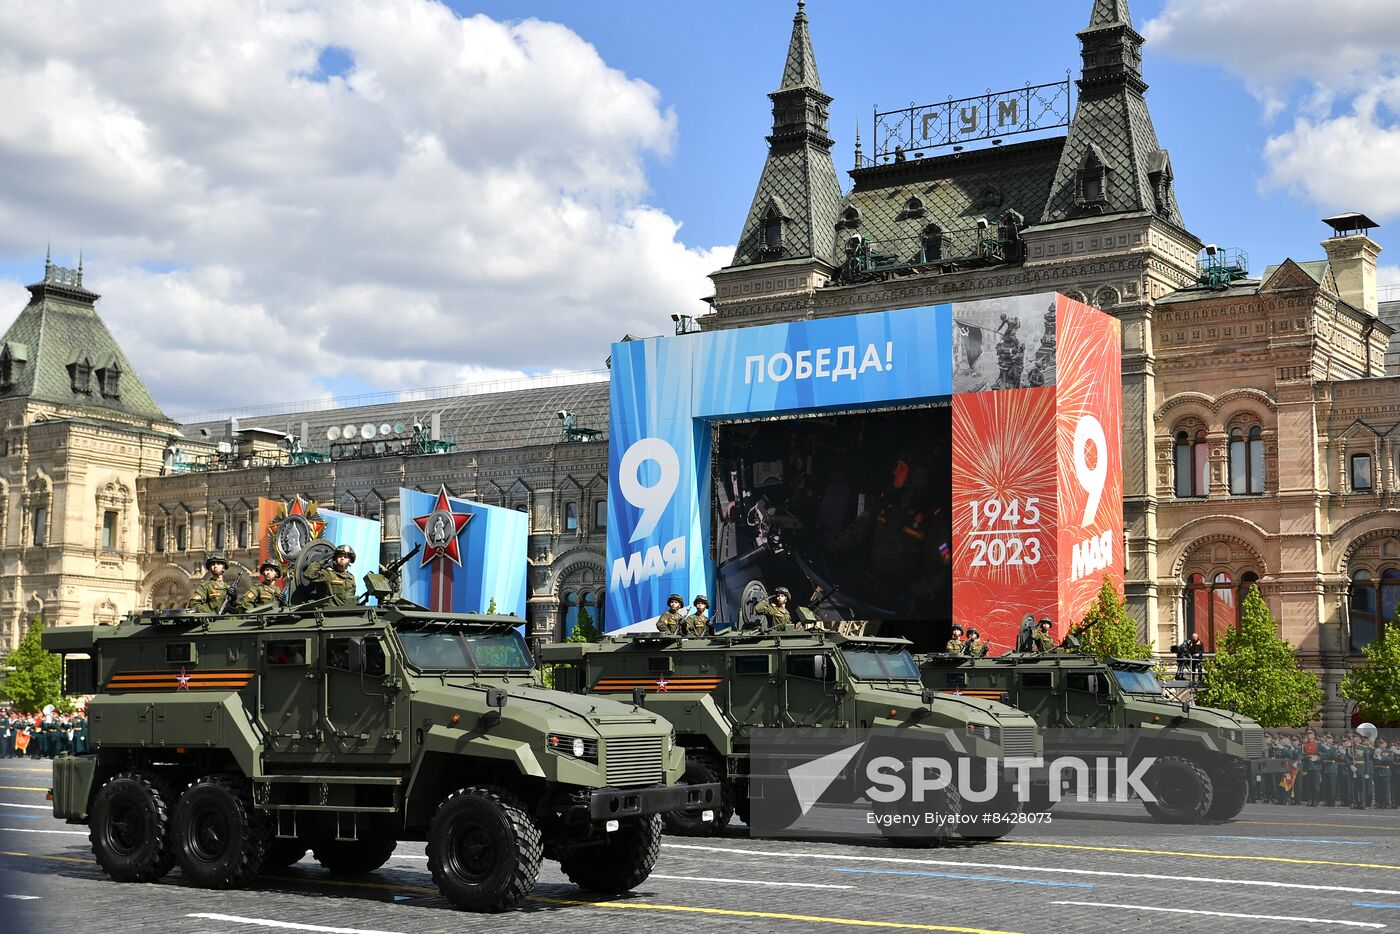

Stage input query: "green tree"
[
  {"left": 1196, "top": 585, "right": 1323, "bottom": 726},
  {"left": 568, "top": 605, "right": 598, "bottom": 644},
  {"left": 0, "top": 619, "right": 71, "bottom": 714},
  {"left": 1071, "top": 577, "right": 1153, "bottom": 660},
  {"left": 1341, "top": 625, "right": 1400, "bottom": 724}
]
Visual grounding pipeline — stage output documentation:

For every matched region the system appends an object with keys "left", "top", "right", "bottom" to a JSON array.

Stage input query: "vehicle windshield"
[
  {"left": 1111, "top": 669, "right": 1163, "bottom": 694},
  {"left": 841, "top": 646, "right": 921, "bottom": 681},
  {"left": 396, "top": 626, "right": 533, "bottom": 672}
]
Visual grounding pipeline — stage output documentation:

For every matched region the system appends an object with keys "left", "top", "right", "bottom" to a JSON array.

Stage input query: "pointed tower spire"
[
  {"left": 725, "top": 2, "right": 843, "bottom": 268},
  {"left": 1040, "top": 0, "right": 1186, "bottom": 229},
  {"left": 853, "top": 122, "right": 863, "bottom": 169}
]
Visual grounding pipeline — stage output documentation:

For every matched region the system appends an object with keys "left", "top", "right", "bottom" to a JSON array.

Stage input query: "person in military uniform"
[
  {"left": 0, "top": 709, "right": 12, "bottom": 758},
  {"left": 188, "top": 553, "right": 231, "bottom": 613},
  {"left": 1375, "top": 739, "right": 1393, "bottom": 809},
  {"left": 1300, "top": 730, "right": 1322, "bottom": 806},
  {"left": 304, "top": 545, "right": 358, "bottom": 607},
  {"left": 752, "top": 587, "right": 793, "bottom": 631},
  {"left": 1391, "top": 740, "right": 1400, "bottom": 809},
  {"left": 1031, "top": 618, "right": 1057, "bottom": 654},
  {"left": 241, "top": 560, "right": 284, "bottom": 610},
  {"left": 945, "top": 625, "right": 965, "bottom": 654},
  {"left": 682, "top": 595, "right": 712, "bottom": 638},
  {"left": 994, "top": 315, "right": 1025, "bottom": 389},
  {"left": 1184, "top": 633, "right": 1205, "bottom": 682},
  {"left": 1350, "top": 735, "right": 1373, "bottom": 809},
  {"left": 72, "top": 708, "right": 88, "bottom": 756},
  {"left": 963, "top": 628, "right": 988, "bottom": 658},
  {"left": 1320, "top": 732, "right": 1340, "bottom": 807},
  {"left": 656, "top": 594, "right": 687, "bottom": 635}
]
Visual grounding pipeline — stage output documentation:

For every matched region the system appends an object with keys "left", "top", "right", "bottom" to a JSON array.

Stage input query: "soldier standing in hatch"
[
  {"left": 656, "top": 594, "right": 687, "bottom": 634},
  {"left": 963, "top": 628, "right": 988, "bottom": 658},
  {"left": 682, "top": 595, "right": 712, "bottom": 637},
  {"left": 753, "top": 587, "right": 793, "bottom": 631},
  {"left": 1031, "top": 618, "right": 1057, "bottom": 654},
  {"left": 304, "top": 545, "right": 358, "bottom": 607},
  {"left": 241, "top": 560, "right": 284, "bottom": 610},
  {"left": 188, "top": 553, "right": 231, "bottom": 613},
  {"left": 945, "top": 625, "right": 965, "bottom": 654}
]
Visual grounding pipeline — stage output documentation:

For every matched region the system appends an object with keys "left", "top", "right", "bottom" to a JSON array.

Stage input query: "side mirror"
[
  {"left": 1181, "top": 700, "right": 1191, "bottom": 715},
  {"left": 920, "top": 689, "right": 935, "bottom": 706},
  {"left": 486, "top": 687, "right": 508, "bottom": 708},
  {"left": 633, "top": 686, "right": 646, "bottom": 707}
]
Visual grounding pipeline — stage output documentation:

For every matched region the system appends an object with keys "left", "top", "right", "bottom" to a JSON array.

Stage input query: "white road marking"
[
  {"left": 1050, "top": 900, "right": 1385, "bottom": 929},
  {"left": 0, "top": 803, "right": 50, "bottom": 810},
  {"left": 186, "top": 914, "right": 405, "bottom": 934},
  {"left": 2, "top": 895, "right": 40, "bottom": 900},
  {"left": 662, "top": 842, "right": 1400, "bottom": 897},
  {"left": 0, "top": 828, "right": 86, "bottom": 836},
  {"left": 649, "top": 873, "right": 853, "bottom": 889},
  {"left": 387, "top": 854, "right": 427, "bottom": 860}
]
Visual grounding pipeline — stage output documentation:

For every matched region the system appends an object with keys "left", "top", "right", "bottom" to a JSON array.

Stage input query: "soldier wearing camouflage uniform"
[
  {"left": 963, "top": 628, "right": 988, "bottom": 658},
  {"left": 241, "top": 560, "right": 284, "bottom": 610},
  {"left": 752, "top": 587, "right": 793, "bottom": 631},
  {"left": 681, "top": 596, "right": 712, "bottom": 638},
  {"left": 304, "top": 545, "right": 358, "bottom": 607},
  {"left": 1031, "top": 619, "right": 1057, "bottom": 654},
  {"left": 188, "top": 553, "right": 231, "bottom": 613},
  {"left": 656, "top": 594, "right": 687, "bottom": 635},
  {"left": 945, "top": 625, "right": 965, "bottom": 654}
]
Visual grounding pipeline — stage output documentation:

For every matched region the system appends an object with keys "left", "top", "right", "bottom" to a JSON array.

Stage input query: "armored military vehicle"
[
  {"left": 917, "top": 650, "right": 1269, "bottom": 823},
  {"left": 43, "top": 595, "right": 717, "bottom": 912},
  {"left": 540, "top": 629, "right": 1042, "bottom": 844}
]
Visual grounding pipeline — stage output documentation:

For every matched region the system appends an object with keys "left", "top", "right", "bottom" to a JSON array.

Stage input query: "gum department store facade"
[{"left": 3, "top": 0, "right": 1399, "bottom": 725}]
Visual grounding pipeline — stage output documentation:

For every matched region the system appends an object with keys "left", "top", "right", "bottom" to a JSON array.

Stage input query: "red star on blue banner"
[{"left": 413, "top": 485, "right": 472, "bottom": 567}]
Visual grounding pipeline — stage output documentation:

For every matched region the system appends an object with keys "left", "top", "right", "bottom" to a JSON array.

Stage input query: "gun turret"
[{"left": 362, "top": 542, "right": 423, "bottom": 604}]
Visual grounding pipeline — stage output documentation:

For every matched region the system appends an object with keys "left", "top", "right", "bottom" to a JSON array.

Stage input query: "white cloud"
[{"left": 0, "top": 0, "right": 729, "bottom": 412}]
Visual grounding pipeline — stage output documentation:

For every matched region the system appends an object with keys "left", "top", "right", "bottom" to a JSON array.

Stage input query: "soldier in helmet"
[
  {"left": 683, "top": 595, "right": 712, "bottom": 637},
  {"left": 963, "top": 627, "right": 988, "bottom": 657},
  {"left": 1031, "top": 618, "right": 1057, "bottom": 654},
  {"left": 188, "top": 553, "right": 231, "bottom": 613},
  {"left": 241, "top": 560, "right": 284, "bottom": 610},
  {"left": 656, "top": 594, "right": 687, "bottom": 634},
  {"left": 753, "top": 587, "right": 793, "bottom": 631},
  {"left": 945, "top": 625, "right": 965, "bottom": 654},
  {"left": 305, "top": 545, "right": 358, "bottom": 607}
]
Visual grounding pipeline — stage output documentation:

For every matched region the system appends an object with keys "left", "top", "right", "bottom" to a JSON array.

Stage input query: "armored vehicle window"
[
  {"left": 364, "top": 636, "right": 386, "bottom": 676},
  {"left": 166, "top": 643, "right": 194, "bottom": 664},
  {"left": 786, "top": 653, "right": 835, "bottom": 682},
  {"left": 1110, "top": 669, "right": 1163, "bottom": 694},
  {"left": 733, "top": 655, "right": 769, "bottom": 675},
  {"left": 265, "top": 640, "right": 308, "bottom": 666},
  {"left": 647, "top": 656, "right": 672, "bottom": 673},
  {"left": 327, "top": 636, "right": 388, "bottom": 675},
  {"left": 945, "top": 671, "right": 967, "bottom": 686},
  {"left": 1067, "top": 672, "right": 1111, "bottom": 693},
  {"left": 1022, "top": 672, "right": 1052, "bottom": 689},
  {"left": 397, "top": 627, "right": 532, "bottom": 672},
  {"left": 840, "top": 647, "right": 920, "bottom": 681}
]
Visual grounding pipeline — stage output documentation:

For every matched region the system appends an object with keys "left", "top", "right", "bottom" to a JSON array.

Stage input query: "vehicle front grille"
[
  {"left": 1244, "top": 728, "right": 1265, "bottom": 758},
  {"left": 1001, "top": 726, "right": 1038, "bottom": 758},
  {"left": 603, "top": 736, "right": 665, "bottom": 787}
]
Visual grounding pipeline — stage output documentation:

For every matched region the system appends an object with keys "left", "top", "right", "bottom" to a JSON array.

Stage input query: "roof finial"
[
  {"left": 796, "top": 0, "right": 805, "bottom": 13},
  {"left": 853, "top": 122, "right": 862, "bottom": 168},
  {"left": 77, "top": 245, "right": 84, "bottom": 285}
]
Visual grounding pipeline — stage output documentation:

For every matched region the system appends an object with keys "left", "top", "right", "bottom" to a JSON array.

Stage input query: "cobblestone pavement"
[{"left": 7, "top": 760, "right": 1400, "bottom": 934}]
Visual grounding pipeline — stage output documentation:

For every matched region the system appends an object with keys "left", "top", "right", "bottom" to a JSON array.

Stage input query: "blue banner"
[
  {"left": 606, "top": 304, "right": 952, "bottom": 630},
  {"left": 399, "top": 487, "right": 528, "bottom": 617},
  {"left": 318, "top": 508, "right": 381, "bottom": 600}
]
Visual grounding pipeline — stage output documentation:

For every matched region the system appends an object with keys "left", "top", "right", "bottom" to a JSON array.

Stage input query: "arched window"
[
  {"left": 1238, "top": 570, "right": 1260, "bottom": 606},
  {"left": 1228, "top": 426, "right": 1265, "bottom": 494},
  {"left": 1352, "top": 453, "right": 1374, "bottom": 491},
  {"left": 762, "top": 209, "right": 783, "bottom": 250},
  {"left": 560, "top": 591, "right": 576, "bottom": 636},
  {"left": 558, "top": 587, "right": 604, "bottom": 638},
  {"left": 1174, "top": 429, "right": 1209, "bottom": 497},
  {"left": 593, "top": 500, "right": 607, "bottom": 530},
  {"left": 1351, "top": 570, "right": 1377, "bottom": 652},
  {"left": 565, "top": 502, "right": 578, "bottom": 532},
  {"left": 1182, "top": 570, "right": 1239, "bottom": 651}
]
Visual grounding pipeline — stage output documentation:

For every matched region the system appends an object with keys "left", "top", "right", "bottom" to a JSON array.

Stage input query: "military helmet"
[
  {"left": 259, "top": 560, "right": 282, "bottom": 576},
  {"left": 773, "top": 586, "right": 792, "bottom": 597},
  {"left": 966, "top": 627, "right": 980, "bottom": 637},
  {"left": 693, "top": 594, "right": 709, "bottom": 607},
  {"left": 1038, "top": 618, "right": 1052, "bottom": 629},
  {"left": 333, "top": 544, "right": 357, "bottom": 561},
  {"left": 204, "top": 552, "right": 228, "bottom": 569},
  {"left": 667, "top": 593, "right": 684, "bottom": 605},
  {"left": 950, "top": 625, "right": 963, "bottom": 635}
]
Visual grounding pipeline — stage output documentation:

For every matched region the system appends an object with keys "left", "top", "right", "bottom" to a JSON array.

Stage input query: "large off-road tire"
[
  {"left": 261, "top": 838, "right": 308, "bottom": 870},
  {"left": 171, "top": 775, "right": 270, "bottom": 889},
  {"left": 1204, "top": 762, "right": 1250, "bottom": 823},
  {"left": 89, "top": 771, "right": 177, "bottom": 882},
  {"left": 662, "top": 754, "right": 732, "bottom": 836},
  {"left": 312, "top": 837, "right": 397, "bottom": 874},
  {"left": 876, "top": 782, "right": 962, "bottom": 848},
  {"left": 427, "top": 786, "right": 542, "bottom": 912},
  {"left": 956, "top": 784, "right": 1022, "bottom": 842},
  {"left": 1141, "top": 756, "right": 1214, "bottom": 824},
  {"left": 559, "top": 815, "right": 662, "bottom": 893}
]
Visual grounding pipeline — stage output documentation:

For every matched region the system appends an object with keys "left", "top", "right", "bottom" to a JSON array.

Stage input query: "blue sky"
[{"left": 0, "top": 0, "right": 1396, "bottom": 412}]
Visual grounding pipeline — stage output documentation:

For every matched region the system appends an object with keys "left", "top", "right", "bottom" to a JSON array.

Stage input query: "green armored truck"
[
  {"left": 43, "top": 604, "right": 717, "bottom": 912},
  {"left": 916, "top": 651, "right": 1269, "bottom": 823},
  {"left": 541, "top": 629, "right": 1042, "bottom": 844}
]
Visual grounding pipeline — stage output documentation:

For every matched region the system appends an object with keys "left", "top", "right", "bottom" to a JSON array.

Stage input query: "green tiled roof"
[{"left": 0, "top": 269, "right": 170, "bottom": 423}]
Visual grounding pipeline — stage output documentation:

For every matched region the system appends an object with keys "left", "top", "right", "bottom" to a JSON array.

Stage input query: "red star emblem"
[
  {"left": 655, "top": 676, "right": 669, "bottom": 692},
  {"left": 413, "top": 485, "right": 472, "bottom": 567},
  {"left": 176, "top": 667, "right": 191, "bottom": 691}
]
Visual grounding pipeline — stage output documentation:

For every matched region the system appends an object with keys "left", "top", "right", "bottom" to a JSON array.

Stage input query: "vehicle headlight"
[
  {"left": 1219, "top": 727, "right": 1241, "bottom": 744},
  {"left": 966, "top": 723, "right": 999, "bottom": 743},
  {"left": 546, "top": 733, "right": 597, "bottom": 761}
]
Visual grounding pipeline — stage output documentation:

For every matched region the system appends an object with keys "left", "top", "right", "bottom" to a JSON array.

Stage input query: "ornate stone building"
[{"left": 10, "top": 0, "right": 1400, "bottom": 725}]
